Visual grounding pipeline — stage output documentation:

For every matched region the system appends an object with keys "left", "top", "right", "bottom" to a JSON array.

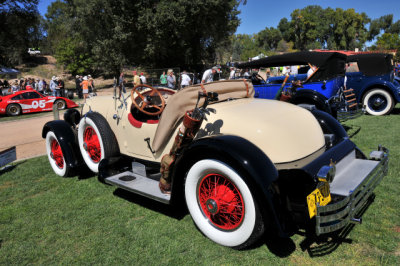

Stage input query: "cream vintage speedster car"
[{"left": 42, "top": 79, "right": 388, "bottom": 249}]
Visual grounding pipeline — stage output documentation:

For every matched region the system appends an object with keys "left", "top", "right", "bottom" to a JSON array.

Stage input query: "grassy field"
[{"left": 0, "top": 108, "right": 399, "bottom": 264}]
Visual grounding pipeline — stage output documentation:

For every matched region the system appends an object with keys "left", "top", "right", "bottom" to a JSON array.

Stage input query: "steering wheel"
[{"left": 130, "top": 84, "right": 165, "bottom": 116}]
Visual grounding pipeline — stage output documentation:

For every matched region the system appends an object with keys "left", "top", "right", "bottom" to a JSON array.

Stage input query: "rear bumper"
[{"left": 315, "top": 146, "right": 389, "bottom": 235}]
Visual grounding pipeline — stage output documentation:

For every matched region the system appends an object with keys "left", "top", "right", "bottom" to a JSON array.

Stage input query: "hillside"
[{"left": 16, "top": 55, "right": 114, "bottom": 90}]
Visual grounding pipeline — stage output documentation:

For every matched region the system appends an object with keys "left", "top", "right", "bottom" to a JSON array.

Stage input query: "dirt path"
[
  {"left": 0, "top": 88, "right": 115, "bottom": 161},
  {"left": 0, "top": 113, "right": 55, "bottom": 160}
]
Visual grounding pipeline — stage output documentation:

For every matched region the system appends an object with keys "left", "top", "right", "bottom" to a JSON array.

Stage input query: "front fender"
[
  {"left": 171, "top": 135, "right": 285, "bottom": 236},
  {"left": 42, "top": 120, "right": 82, "bottom": 171}
]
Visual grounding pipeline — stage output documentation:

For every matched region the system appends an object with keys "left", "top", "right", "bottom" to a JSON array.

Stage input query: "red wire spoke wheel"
[
  {"left": 78, "top": 112, "right": 119, "bottom": 173},
  {"left": 185, "top": 159, "right": 264, "bottom": 249},
  {"left": 198, "top": 173, "right": 244, "bottom": 231},
  {"left": 50, "top": 138, "right": 64, "bottom": 169},
  {"left": 83, "top": 126, "right": 101, "bottom": 163},
  {"left": 45, "top": 131, "right": 69, "bottom": 177}
]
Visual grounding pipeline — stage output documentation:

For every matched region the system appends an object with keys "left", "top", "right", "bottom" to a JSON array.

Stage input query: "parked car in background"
[
  {"left": 237, "top": 52, "right": 361, "bottom": 121},
  {"left": 27, "top": 48, "right": 41, "bottom": 55},
  {"left": 345, "top": 53, "right": 400, "bottom": 115},
  {"left": 0, "top": 88, "right": 78, "bottom": 116},
  {"left": 42, "top": 80, "right": 388, "bottom": 249}
]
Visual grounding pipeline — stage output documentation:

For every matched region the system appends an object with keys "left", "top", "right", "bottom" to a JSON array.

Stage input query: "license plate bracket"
[{"left": 307, "top": 182, "right": 331, "bottom": 218}]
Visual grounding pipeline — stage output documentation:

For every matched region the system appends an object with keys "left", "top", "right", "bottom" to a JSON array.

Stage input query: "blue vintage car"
[
  {"left": 238, "top": 52, "right": 361, "bottom": 121},
  {"left": 345, "top": 53, "right": 400, "bottom": 115}
]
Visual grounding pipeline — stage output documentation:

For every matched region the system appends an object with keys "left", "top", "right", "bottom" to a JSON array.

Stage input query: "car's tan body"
[{"left": 82, "top": 80, "right": 325, "bottom": 169}]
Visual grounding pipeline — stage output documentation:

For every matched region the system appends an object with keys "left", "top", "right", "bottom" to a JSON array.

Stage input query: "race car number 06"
[{"left": 32, "top": 100, "right": 45, "bottom": 109}]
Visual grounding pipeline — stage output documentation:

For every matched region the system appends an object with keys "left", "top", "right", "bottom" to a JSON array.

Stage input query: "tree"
[
  {"left": 255, "top": 27, "right": 281, "bottom": 51},
  {"left": 278, "top": 18, "right": 293, "bottom": 42},
  {"left": 55, "top": 37, "right": 93, "bottom": 75},
  {"left": 0, "top": 0, "right": 41, "bottom": 66},
  {"left": 368, "top": 14, "right": 395, "bottom": 41},
  {"left": 375, "top": 33, "right": 400, "bottom": 61},
  {"left": 286, "top": 6, "right": 371, "bottom": 50},
  {"left": 44, "top": 0, "right": 241, "bottom": 76}
]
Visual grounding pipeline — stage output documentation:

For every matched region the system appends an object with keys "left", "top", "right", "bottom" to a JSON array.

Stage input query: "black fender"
[
  {"left": 310, "top": 109, "right": 348, "bottom": 141},
  {"left": 42, "top": 120, "right": 83, "bottom": 172},
  {"left": 170, "top": 134, "right": 285, "bottom": 236},
  {"left": 290, "top": 90, "right": 334, "bottom": 116}
]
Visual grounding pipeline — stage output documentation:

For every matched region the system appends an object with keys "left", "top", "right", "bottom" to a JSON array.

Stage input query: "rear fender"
[
  {"left": 311, "top": 109, "right": 348, "bottom": 141},
  {"left": 42, "top": 120, "right": 83, "bottom": 171},
  {"left": 291, "top": 90, "right": 333, "bottom": 115},
  {"left": 358, "top": 82, "right": 399, "bottom": 103},
  {"left": 170, "top": 135, "right": 285, "bottom": 236}
]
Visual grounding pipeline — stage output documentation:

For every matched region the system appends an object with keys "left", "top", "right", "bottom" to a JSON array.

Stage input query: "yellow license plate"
[{"left": 307, "top": 182, "right": 332, "bottom": 218}]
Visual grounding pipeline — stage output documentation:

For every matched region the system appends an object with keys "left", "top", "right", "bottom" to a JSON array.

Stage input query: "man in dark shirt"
[{"left": 75, "top": 75, "right": 83, "bottom": 99}]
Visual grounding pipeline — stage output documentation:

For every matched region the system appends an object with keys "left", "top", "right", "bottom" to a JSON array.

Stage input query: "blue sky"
[
  {"left": 38, "top": 0, "right": 400, "bottom": 34},
  {"left": 236, "top": 0, "right": 400, "bottom": 34}
]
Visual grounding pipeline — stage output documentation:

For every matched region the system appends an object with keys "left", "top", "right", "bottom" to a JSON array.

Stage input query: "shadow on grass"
[
  {"left": 390, "top": 106, "right": 400, "bottom": 115},
  {"left": 264, "top": 236, "right": 296, "bottom": 257},
  {"left": 112, "top": 188, "right": 187, "bottom": 220},
  {"left": 0, "top": 161, "right": 26, "bottom": 175},
  {"left": 299, "top": 194, "right": 375, "bottom": 257},
  {"left": 343, "top": 124, "right": 361, "bottom": 138}
]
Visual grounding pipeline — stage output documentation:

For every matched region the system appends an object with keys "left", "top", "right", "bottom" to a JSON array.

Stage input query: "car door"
[
  {"left": 20, "top": 91, "right": 45, "bottom": 113},
  {"left": 108, "top": 97, "right": 158, "bottom": 160}
]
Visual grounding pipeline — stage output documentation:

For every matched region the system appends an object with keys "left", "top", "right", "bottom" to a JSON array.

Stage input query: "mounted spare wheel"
[
  {"left": 78, "top": 112, "right": 119, "bottom": 173},
  {"left": 184, "top": 159, "right": 265, "bottom": 250}
]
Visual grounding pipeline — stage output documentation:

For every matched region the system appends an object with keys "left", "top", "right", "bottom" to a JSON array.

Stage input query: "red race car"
[{"left": 0, "top": 89, "right": 78, "bottom": 116}]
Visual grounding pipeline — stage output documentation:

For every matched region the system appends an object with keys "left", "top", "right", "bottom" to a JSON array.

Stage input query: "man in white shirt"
[
  {"left": 201, "top": 66, "right": 217, "bottom": 84},
  {"left": 229, "top": 67, "right": 236, "bottom": 79},
  {"left": 180, "top": 70, "right": 191, "bottom": 88},
  {"left": 140, "top": 72, "right": 147, "bottom": 84}
]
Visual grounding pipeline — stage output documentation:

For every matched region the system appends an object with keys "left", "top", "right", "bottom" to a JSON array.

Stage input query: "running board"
[{"left": 105, "top": 171, "right": 171, "bottom": 204}]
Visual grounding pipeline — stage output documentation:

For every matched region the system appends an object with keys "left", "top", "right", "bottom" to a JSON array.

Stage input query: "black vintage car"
[{"left": 237, "top": 51, "right": 362, "bottom": 121}]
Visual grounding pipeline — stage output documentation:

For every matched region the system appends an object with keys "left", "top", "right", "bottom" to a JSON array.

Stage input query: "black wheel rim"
[{"left": 368, "top": 94, "right": 387, "bottom": 112}]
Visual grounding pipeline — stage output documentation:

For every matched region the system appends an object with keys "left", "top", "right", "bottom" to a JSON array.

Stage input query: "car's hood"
[{"left": 200, "top": 98, "right": 325, "bottom": 165}]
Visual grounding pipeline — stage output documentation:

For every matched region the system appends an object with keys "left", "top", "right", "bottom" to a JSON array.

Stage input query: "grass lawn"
[{"left": 0, "top": 107, "right": 399, "bottom": 264}]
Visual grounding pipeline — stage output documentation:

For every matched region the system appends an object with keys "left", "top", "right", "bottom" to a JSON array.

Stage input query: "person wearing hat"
[
  {"left": 50, "top": 76, "right": 57, "bottom": 96},
  {"left": 75, "top": 75, "right": 83, "bottom": 99},
  {"left": 80, "top": 76, "right": 89, "bottom": 102},
  {"left": 201, "top": 66, "right": 218, "bottom": 84},
  {"left": 139, "top": 72, "right": 146, "bottom": 84},
  {"left": 132, "top": 70, "right": 141, "bottom": 87}
]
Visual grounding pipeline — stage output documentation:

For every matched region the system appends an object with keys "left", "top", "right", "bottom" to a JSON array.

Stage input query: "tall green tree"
[
  {"left": 45, "top": 0, "right": 241, "bottom": 76},
  {"left": 255, "top": 27, "right": 281, "bottom": 51},
  {"left": 278, "top": 6, "right": 370, "bottom": 50},
  {"left": 0, "top": 0, "right": 41, "bottom": 66}
]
